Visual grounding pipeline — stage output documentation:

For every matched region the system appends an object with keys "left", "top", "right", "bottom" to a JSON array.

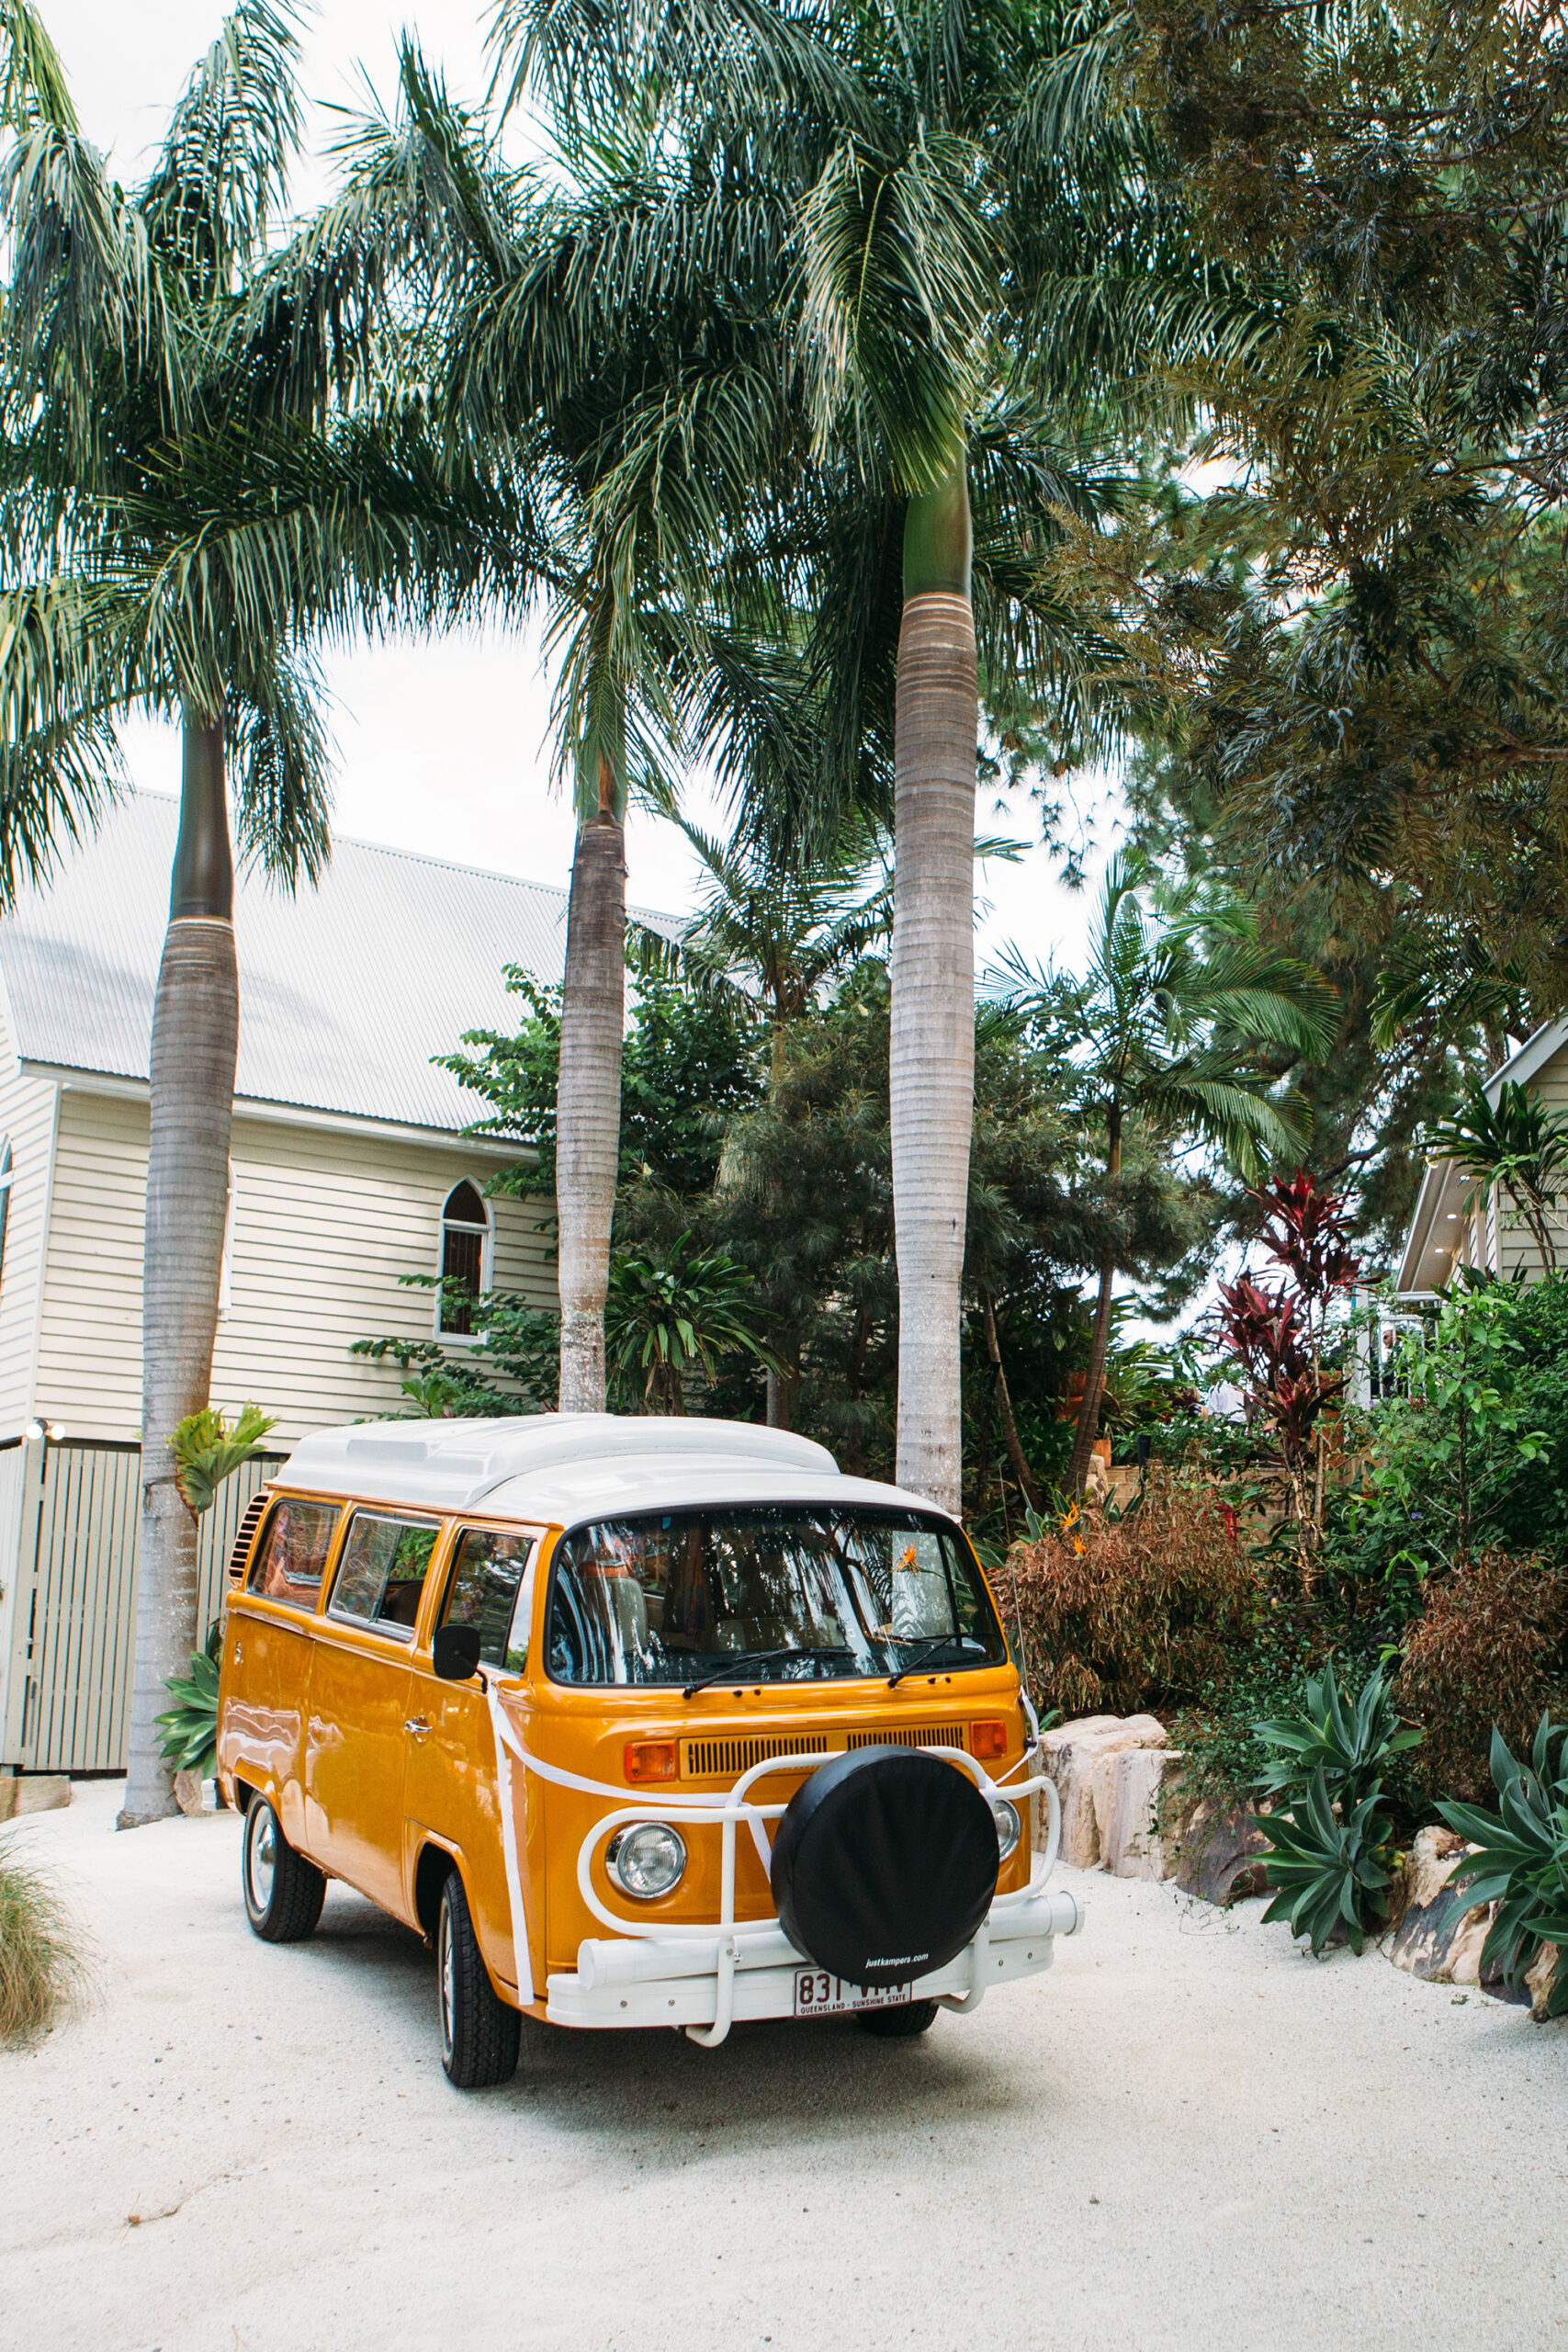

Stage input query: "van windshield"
[{"left": 545, "top": 1506, "right": 1008, "bottom": 1688}]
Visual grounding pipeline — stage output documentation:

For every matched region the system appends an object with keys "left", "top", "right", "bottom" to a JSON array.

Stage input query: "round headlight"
[
  {"left": 990, "top": 1797, "right": 1021, "bottom": 1861},
  {"left": 606, "top": 1821, "right": 687, "bottom": 1900}
]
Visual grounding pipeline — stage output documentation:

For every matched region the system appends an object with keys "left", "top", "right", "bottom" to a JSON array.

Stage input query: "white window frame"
[{"left": 436, "top": 1180, "right": 493, "bottom": 1345}]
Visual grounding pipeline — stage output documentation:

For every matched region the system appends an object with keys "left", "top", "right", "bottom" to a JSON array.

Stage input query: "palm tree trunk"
[
  {"left": 1068, "top": 1119, "right": 1122, "bottom": 1497},
  {"left": 890, "top": 452, "right": 976, "bottom": 1515},
  {"left": 118, "top": 708, "right": 238, "bottom": 1827},
  {"left": 556, "top": 746, "right": 626, "bottom": 1414}
]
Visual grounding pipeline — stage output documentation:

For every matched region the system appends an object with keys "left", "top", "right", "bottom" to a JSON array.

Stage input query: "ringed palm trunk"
[
  {"left": 890, "top": 453, "right": 976, "bottom": 1515},
  {"left": 556, "top": 740, "right": 626, "bottom": 1413},
  {"left": 118, "top": 709, "right": 239, "bottom": 1827},
  {"left": 1067, "top": 1116, "right": 1122, "bottom": 1497}
]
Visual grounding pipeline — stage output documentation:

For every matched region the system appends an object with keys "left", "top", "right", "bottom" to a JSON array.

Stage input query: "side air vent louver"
[
  {"left": 682, "top": 1733, "right": 831, "bottom": 1781},
  {"left": 846, "top": 1724, "right": 965, "bottom": 1753},
  {"left": 227, "top": 1490, "right": 270, "bottom": 1584}
]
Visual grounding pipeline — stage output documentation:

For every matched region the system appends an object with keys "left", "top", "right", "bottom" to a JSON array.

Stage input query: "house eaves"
[
  {"left": 18, "top": 1061, "right": 536, "bottom": 1158},
  {"left": 1395, "top": 1156, "right": 1470, "bottom": 1296},
  {"left": 1483, "top": 1014, "right": 1568, "bottom": 1106}
]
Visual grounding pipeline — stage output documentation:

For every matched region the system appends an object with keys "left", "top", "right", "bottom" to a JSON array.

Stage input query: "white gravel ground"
[{"left": 2, "top": 1781, "right": 1564, "bottom": 2352}]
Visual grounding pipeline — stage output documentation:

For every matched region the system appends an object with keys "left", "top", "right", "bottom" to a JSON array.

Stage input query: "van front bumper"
[{"left": 546, "top": 1883, "right": 1082, "bottom": 2033}]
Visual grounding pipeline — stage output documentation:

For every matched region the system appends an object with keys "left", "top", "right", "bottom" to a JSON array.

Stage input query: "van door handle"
[{"left": 405, "top": 1716, "right": 432, "bottom": 1739}]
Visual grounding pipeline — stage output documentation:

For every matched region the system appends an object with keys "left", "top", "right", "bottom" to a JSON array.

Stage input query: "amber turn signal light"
[
  {"left": 625, "top": 1738, "right": 680, "bottom": 1783},
  {"left": 970, "top": 1719, "right": 1009, "bottom": 1761}
]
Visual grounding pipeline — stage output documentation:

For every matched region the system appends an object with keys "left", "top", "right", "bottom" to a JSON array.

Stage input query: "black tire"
[
  {"left": 437, "top": 1867, "right": 522, "bottom": 2089},
  {"left": 242, "top": 1794, "right": 325, "bottom": 1944},
  {"left": 857, "top": 1999, "right": 940, "bottom": 2040}
]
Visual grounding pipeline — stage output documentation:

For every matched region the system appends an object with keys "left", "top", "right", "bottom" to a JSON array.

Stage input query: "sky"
[{"left": 46, "top": 0, "right": 1123, "bottom": 965}]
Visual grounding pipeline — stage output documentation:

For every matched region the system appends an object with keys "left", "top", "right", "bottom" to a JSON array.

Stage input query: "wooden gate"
[{"left": 2, "top": 1439, "right": 286, "bottom": 1774}]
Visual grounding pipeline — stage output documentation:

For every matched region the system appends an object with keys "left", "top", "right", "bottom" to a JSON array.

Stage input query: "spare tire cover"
[{"left": 770, "top": 1743, "right": 998, "bottom": 1986}]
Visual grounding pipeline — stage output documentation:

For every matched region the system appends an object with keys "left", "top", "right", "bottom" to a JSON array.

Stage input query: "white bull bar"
[{"left": 544, "top": 1746, "right": 1080, "bottom": 2046}]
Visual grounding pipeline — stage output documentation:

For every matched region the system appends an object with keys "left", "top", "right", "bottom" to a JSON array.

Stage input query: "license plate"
[{"left": 793, "top": 1967, "right": 913, "bottom": 2017}]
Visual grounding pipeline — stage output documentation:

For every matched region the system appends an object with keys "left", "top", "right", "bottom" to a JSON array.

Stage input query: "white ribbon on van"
[
  {"left": 476, "top": 1671, "right": 1039, "bottom": 1928},
  {"left": 479, "top": 1669, "right": 536, "bottom": 2005}
]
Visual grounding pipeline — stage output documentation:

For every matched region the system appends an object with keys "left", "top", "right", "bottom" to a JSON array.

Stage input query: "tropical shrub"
[
  {"left": 1343, "top": 1275, "right": 1568, "bottom": 1596},
  {"left": 170, "top": 1404, "right": 276, "bottom": 1515},
  {"left": 996, "top": 1467, "right": 1258, "bottom": 1717},
  {"left": 1397, "top": 1550, "right": 1568, "bottom": 1804},
  {"left": 1210, "top": 1170, "right": 1360, "bottom": 1575},
  {"left": 0, "top": 1835, "right": 92, "bottom": 2047},
  {"left": 1439, "top": 1717, "right": 1568, "bottom": 2017},
  {"left": 604, "top": 1236, "right": 775, "bottom": 1412},
  {"left": 353, "top": 1278, "right": 559, "bottom": 1416},
  {"left": 1254, "top": 1773, "right": 1396, "bottom": 1956},
  {"left": 1254, "top": 1662, "right": 1423, "bottom": 1813},
  {"left": 156, "top": 1620, "right": 224, "bottom": 1781},
  {"left": 1248, "top": 1663, "right": 1417, "bottom": 1953}
]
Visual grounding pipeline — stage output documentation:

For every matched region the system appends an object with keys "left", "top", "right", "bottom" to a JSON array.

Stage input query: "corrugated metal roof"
[{"left": 0, "top": 790, "right": 676, "bottom": 1135}]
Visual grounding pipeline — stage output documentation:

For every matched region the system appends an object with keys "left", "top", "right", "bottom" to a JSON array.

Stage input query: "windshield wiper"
[
  {"left": 886, "top": 1637, "right": 982, "bottom": 1689},
  {"left": 681, "top": 1645, "right": 851, "bottom": 1700}
]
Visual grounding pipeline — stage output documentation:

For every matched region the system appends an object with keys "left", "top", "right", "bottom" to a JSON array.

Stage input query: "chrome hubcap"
[
  {"left": 246, "top": 1807, "right": 276, "bottom": 1916},
  {"left": 439, "top": 1903, "right": 456, "bottom": 2059}
]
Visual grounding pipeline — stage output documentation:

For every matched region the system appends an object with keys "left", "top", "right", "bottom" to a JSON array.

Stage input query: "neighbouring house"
[
  {"left": 0, "top": 791, "right": 665, "bottom": 1777},
  {"left": 1395, "top": 1015, "right": 1568, "bottom": 1300}
]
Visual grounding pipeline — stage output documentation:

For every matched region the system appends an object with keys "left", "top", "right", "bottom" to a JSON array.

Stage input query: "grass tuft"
[{"left": 0, "top": 1831, "right": 94, "bottom": 2049}]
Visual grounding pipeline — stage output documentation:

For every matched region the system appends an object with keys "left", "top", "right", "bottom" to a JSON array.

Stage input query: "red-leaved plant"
[{"left": 1213, "top": 1171, "right": 1359, "bottom": 1577}]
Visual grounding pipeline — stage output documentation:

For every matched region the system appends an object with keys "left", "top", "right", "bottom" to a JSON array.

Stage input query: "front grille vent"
[
  {"left": 682, "top": 1732, "right": 830, "bottom": 1781},
  {"left": 847, "top": 1724, "right": 965, "bottom": 1753}
]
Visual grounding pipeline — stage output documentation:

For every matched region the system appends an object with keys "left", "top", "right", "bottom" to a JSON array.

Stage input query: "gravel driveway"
[{"left": 2, "top": 1782, "right": 1563, "bottom": 2352}]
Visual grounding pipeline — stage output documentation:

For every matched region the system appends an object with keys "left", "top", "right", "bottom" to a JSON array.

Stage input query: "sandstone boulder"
[
  {"left": 0, "top": 1773, "right": 70, "bottom": 1821},
  {"left": 173, "top": 1770, "right": 208, "bottom": 1817},
  {"left": 1526, "top": 1940, "right": 1562, "bottom": 2021},
  {"left": 1040, "top": 1713, "right": 1168, "bottom": 1866},
  {"left": 1093, "top": 1745, "right": 1190, "bottom": 1880},
  {"left": 1173, "top": 1799, "right": 1271, "bottom": 1905},
  {"left": 1389, "top": 1826, "right": 1492, "bottom": 1982}
]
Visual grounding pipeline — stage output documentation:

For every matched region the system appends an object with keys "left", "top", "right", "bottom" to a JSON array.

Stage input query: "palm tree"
[
  {"left": 487, "top": 0, "right": 1246, "bottom": 1510},
  {"left": 998, "top": 854, "right": 1339, "bottom": 1492},
  {"left": 288, "top": 44, "right": 797, "bottom": 1415},
  {"left": 0, "top": 3, "right": 514, "bottom": 1823},
  {"left": 632, "top": 797, "right": 894, "bottom": 1077}
]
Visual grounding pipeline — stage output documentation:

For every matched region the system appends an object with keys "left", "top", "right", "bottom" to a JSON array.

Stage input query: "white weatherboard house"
[
  {"left": 1395, "top": 1015, "right": 1568, "bottom": 1298},
  {"left": 0, "top": 792, "right": 660, "bottom": 1780}
]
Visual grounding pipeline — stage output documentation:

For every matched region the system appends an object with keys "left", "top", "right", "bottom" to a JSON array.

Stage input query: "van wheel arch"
[{"left": 414, "top": 1840, "right": 457, "bottom": 1946}]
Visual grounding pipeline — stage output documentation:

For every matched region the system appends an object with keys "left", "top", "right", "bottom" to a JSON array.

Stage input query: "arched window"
[
  {"left": 440, "top": 1181, "right": 491, "bottom": 1335},
  {"left": 0, "top": 1137, "right": 11, "bottom": 1305}
]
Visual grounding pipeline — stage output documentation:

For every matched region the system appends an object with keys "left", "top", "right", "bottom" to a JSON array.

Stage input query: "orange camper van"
[{"left": 217, "top": 1416, "right": 1080, "bottom": 2086}]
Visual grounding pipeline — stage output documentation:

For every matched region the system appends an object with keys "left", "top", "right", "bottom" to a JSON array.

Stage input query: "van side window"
[
  {"left": 330, "top": 1514, "right": 441, "bottom": 1639},
  {"left": 441, "top": 1529, "right": 535, "bottom": 1672},
  {"left": 247, "top": 1498, "right": 341, "bottom": 1611}
]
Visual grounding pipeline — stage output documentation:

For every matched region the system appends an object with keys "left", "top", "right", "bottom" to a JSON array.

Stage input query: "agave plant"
[
  {"left": 1254, "top": 1662, "right": 1422, "bottom": 1813},
  {"left": 1250, "top": 1662, "right": 1418, "bottom": 1952},
  {"left": 1253, "top": 1770, "right": 1395, "bottom": 1955},
  {"left": 1439, "top": 1716, "right": 1568, "bottom": 2016},
  {"left": 155, "top": 1621, "right": 224, "bottom": 1781}
]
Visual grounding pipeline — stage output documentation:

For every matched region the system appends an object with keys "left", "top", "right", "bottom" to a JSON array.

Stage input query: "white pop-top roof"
[{"left": 275, "top": 1413, "right": 946, "bottom": 1524}]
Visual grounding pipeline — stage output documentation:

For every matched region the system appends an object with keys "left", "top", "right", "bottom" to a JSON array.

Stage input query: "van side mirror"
[{"left": 433, "top": 1623, "right": 482, "bottom": 1682}]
